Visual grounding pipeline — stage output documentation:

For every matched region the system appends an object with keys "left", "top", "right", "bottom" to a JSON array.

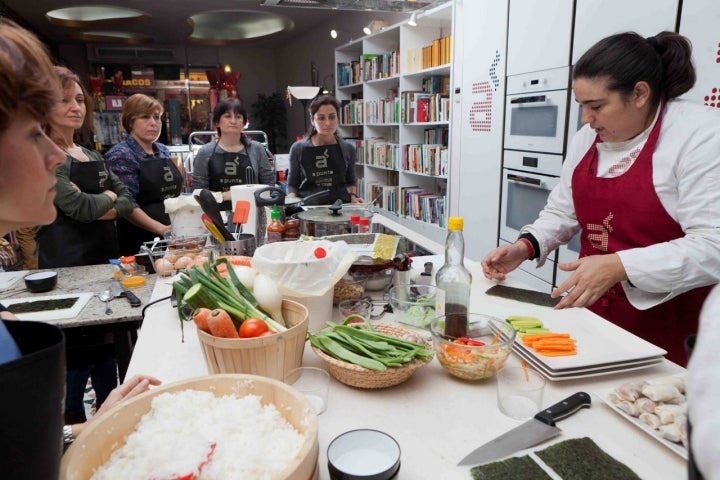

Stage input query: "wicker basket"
[
  {"left": 60, "top": 375, "right": 319, "bottom": 480},
  {"left": 311, "top": 323, "right": 434, "bottom": 389},
  {"left": 197, "top": 299, "right": 308, "bottom": 381}
]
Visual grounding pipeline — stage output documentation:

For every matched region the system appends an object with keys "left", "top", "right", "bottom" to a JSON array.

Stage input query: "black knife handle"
[
  {"left": 534, "top": 391, "right": 591, "bottom": 426},
  {"left": 124, "top": 290, "right": 142, "bottom": 307}
]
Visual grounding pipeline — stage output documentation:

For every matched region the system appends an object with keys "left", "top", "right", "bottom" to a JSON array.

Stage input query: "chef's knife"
[
  {"left": 110, "top": 280, "right": 142, "bottom": 307},
  {"left": 457, "top": 391, "right": 591, "bottom": 467}
]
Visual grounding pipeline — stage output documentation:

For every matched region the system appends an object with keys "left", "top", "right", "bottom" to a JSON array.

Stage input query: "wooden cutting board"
[{"left": 2, "top": 292, "right": 93, "bottom": 321}]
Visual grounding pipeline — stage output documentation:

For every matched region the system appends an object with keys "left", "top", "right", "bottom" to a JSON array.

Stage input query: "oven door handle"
[
  {"left": 506, "top": 173, "right": 545, "bottom": 188},
  {"left": 510, "top": 95, "right": 547, "bottom": 104}
]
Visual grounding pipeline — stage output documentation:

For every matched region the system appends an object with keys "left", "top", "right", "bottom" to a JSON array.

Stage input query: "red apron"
[{"left": 571, "top": 106, "right": 710, "bottom": 366}]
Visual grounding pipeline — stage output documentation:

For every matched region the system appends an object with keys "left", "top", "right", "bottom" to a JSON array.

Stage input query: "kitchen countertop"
[
  {"left": 126, "top": 259, "right": 686, "bottom": 479},
  {"left": 0, "top": 265, "right": 154, "bottom": 328}
]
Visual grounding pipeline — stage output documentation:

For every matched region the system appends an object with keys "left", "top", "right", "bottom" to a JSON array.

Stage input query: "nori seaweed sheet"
[
  {"left": 470, "top": 455, "right": 553, "bottom": 480},
  {"left": 7, "top": 297, "right": 78, "bottom": 314},
  {"left": 536, "top": 437, "right": 641, "bottom": 480},
  {"left": 485, "top": 285, "right": 561, "bottom": 307}
]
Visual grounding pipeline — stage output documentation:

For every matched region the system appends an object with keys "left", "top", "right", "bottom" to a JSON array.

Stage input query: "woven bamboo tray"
[{"left": 311, "top": 323, "right": 434, "bottom": 389}]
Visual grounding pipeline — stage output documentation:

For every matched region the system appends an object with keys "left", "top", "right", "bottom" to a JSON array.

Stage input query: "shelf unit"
[{"left": 335, "top": 2, "right": 454, "bottom": 242}]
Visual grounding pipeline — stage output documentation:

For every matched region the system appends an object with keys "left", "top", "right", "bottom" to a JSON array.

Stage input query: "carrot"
[
  {"left": 536, "top": 349, "right": 577, "bottom": 357},
  {"left": 207, "top": 308, "right": 239, "bottom": 338},
  {"left": 192, "top": 307, "right": 212, "bottom": 333},
  {"left": 521, "top": 360, "right": 529, "bottom": 381},
  {"left": 490, "top": 329, "right": 503, "bottom": 346}
]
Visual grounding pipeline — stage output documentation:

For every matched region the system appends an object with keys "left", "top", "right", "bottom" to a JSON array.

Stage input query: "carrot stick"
[
  {"left": 521, "top": 360, "right": 529, "bottom": 381},
  {"left": 490, "top": 329, "right": 503, "bottom": 346}
]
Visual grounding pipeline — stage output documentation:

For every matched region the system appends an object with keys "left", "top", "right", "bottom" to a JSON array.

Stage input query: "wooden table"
[{"left": 0, "top": 264, "right": 156, "bottom": 381}]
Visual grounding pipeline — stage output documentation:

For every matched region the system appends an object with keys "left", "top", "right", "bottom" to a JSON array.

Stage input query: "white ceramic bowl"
[{"left": 327, "top": 429, "right": 401, "bottom": 480}]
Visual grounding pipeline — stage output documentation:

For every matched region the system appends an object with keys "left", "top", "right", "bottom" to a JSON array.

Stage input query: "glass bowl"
[
  {"left": 338, "top": 298, "right": 372, "bottom": 322},
  {"left": 354, "top": 267, "right": 393, "bottom": 291},
  {"left": 430, "top": 313, "right": 516, "bottom": 381},
  {"left": 333, "top": 276, "right": 366, "bottom": 305},
  {"left": 387, "top": 284, "right": 437, "bottom": 328}
]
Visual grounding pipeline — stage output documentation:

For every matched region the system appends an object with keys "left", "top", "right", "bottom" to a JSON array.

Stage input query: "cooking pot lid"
[{"left": 297, "top": 207, "right": 371, "bottom": 223}]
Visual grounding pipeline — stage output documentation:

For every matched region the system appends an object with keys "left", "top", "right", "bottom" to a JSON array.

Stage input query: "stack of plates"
[{"left": 510, "top": 312, "right": 666, "bottom": 381}]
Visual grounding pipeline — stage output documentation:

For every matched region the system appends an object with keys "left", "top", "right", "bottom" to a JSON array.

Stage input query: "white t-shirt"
[{"left": 524, "top": 99, "right": 720, "bottom": 309}]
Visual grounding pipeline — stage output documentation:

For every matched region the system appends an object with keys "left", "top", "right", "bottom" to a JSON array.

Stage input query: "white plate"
[
  {"left": 2, "top": 292, "right": 93, "bottom": 321},
  {"left": 596, "top": 380, "right": 687, "bottom": 459},
  {"left": 514, "top": 347, "right": 664, "bottom": 381},
  {"left": 0, "top": 270, "right": 28, "bottom": 290},
  {"left": 510, "top": 310, "right": 666, "bottom": 371}
]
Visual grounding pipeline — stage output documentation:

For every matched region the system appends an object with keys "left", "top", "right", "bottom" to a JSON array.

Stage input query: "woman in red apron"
[
  {"left": 106, "top": 94, "right": 183, "bottom": 256},
  {"left": 482, "top": 31, "right": 720, "bottom": 366},
  {"left": 286, "top": 95, "right": 363, "bottom": 206}
]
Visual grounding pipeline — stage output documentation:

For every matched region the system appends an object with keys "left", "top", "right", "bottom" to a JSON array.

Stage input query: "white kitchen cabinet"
[
  {"left": 506, "top": 0, "right": 574, "bottom": 76},
  {"left": 679, "top": 0, "right": 720, "bottom": 108},
  {"left": 572, "top": 0, "right": 679, "bottom": 64},
  {"left": 454, "top": 0, "right": 509, "bottom": 261}
]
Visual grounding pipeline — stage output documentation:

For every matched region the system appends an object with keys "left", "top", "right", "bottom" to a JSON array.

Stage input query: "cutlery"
[
  {"left": 99, "top": 290, "right": 113, "bottom": 315},
  {"left": 457, "top": 391, "right": 591, "bottom": 467},
  {"left": 195, "top": 189, "right": 234, "bottom": 241},
  {"left": 110, "top": 280, "right": 142, "bottom": 307}
]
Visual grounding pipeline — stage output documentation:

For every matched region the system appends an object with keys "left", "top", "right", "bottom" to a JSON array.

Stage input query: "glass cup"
[
  {"left": 284, "top": 367, "right": 330, "bottom": 415},
  {"left": 496, "top": 366, "right": 546, "bottom": 420},
  {"left": 338, "top": 298, "right": 372, "bottom": 321}
]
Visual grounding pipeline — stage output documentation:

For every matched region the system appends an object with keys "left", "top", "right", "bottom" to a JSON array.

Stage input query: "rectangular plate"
[
  {"left": 596, "top": 377, "right": 687, "bottom": 459},
  {"left": 2, "top": 292, "right": 93, "bottom": 321},
  {"left": 0, "top": 270, "right": 28, "bottom": 290},
  {"left": 514, "top": 347, "right": 664, "bottom": 381}
]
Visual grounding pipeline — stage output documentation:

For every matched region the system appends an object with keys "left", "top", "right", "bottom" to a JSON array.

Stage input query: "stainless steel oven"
[
  {"left": 500, "top": 150, "right": 562, "bottom": 284},
  {"left": 505, "top": 67, "right": 570, "bottom": 154}
]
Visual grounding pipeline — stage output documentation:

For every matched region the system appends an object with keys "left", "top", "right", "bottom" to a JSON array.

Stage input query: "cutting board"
[{"left": 2, "top": 292, "right": 93, "bottom": 321}]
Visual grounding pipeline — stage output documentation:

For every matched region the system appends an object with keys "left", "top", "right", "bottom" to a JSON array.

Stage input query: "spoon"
[{"left": 99, "top": 290, "right": 113, "bottom": 315}]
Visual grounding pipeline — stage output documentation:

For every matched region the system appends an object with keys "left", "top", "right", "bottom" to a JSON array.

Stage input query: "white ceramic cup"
[
  {"left": 284, "top": 366, "right": 330, "bottom": 414},
  {"left": 496, "top": 366, "right": 546, "bottom": 420}
]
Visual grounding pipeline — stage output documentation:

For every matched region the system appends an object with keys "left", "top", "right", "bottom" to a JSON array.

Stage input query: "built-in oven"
[
  {"left": 499, "top": 150, "right": 562, "bottom": 285},
  {"left": 505, "top": 67, "right": 570, "bottom": 155}
]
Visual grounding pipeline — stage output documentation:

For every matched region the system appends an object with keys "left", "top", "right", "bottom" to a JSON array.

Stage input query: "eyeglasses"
[{"left": 313, "top": 114, "right": 338, "bottom": 122}]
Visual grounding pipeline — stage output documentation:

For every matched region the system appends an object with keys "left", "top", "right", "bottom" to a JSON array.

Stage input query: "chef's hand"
[
  {"left": 481, "top": 242, "right": 528, "bottom": 281},
  {"left": 0, "top": 311, "right": 18, "bottom": 320},
  {"left": 552, "top": 253, "right": 627, "bottom": 309}
]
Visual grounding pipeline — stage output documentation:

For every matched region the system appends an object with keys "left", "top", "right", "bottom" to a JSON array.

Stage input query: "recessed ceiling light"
[
  {"left": 66, "top": 30, "right": 153, "bottom": 44},
  {"left": 188, "top": 10, "right": 294, "bottom": 44},
  {"left": 46, "top": 6, "right": 149, "bottom": 27}
]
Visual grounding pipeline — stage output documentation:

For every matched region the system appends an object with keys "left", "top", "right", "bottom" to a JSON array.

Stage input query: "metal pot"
[{"left": 294, "top": 201, "right": 373, "bottom": 237}]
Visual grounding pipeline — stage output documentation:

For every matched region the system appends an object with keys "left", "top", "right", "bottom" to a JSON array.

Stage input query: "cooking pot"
[{"left": 294, "top": 201, "right": 372, "bottom": 237}]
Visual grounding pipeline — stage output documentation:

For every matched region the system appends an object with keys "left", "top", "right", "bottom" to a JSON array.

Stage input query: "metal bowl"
[{"left": 327, "top": 429, "right": 401, "bottom": 480}]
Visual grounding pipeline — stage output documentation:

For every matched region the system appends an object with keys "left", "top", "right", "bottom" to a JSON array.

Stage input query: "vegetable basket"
[
  {"left": 311, "top": 323, "right": 434, "bottom": 389},
  {"left": 197, "top": 299, "right": 308, "bottom": 381}
]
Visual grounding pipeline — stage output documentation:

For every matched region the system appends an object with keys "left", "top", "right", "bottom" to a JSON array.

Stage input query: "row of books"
[
  {"left": 399, "top": 91, "right": 451, "bottom": 123},
  {"left": 365, "top": 182, "right": 399, "bottom": 213},
  {"left": 405, "top": 35, "right": 452, "bottom": 73},
  {"left": 337, "top": 60, "right": 362, "bottom": 87},
  {"left": 339, "top": 99, "right": 364, "bottom": 125},
  {"left": 365, "top": 97, "right": 401, "bottom": 124},
  {"left": 424, "top": 126, "right": 449, "bottom": 145},
  {"left": 402, "top": 144, "right": 448, "bottom": 177},
  {"left": 363, "top": 51, "right": 400, "bottom": 81},
  {"left": 422, "top": 75, "right": 450, "bottom": 95},
  {"left": 364, "top": 139, "right": 400, "bottom": 169},
  {"left": 400, "top": 187, "right": 446, "bottom": 227}
]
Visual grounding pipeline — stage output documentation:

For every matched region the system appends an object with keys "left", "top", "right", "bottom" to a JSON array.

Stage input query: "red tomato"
[
  {"left": 314, "top": 247, "right": 327, "bottom": 259},
  {"left": 239, "top": 318, "right": 269, "bottom": 338},
  {"left": 258, "top": 330, "right": 276, "bottom": 337},
  {"left": 454, "top": 337, "right": 485, "bottom": 346}
]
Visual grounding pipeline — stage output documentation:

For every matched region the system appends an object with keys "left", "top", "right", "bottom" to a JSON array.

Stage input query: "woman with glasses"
[
  {"left": 192, "top": 98, "right": 275, "bottom": 212},
  {"left": 286, "top": 94, "right": 363, "bottom": 205},
  {"left": 105, "top": 94, "right": 183, "bottom": 255}
]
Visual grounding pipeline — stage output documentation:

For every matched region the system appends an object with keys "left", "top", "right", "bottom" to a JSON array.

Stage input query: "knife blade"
[
  {"left": 110, "top": 280, "right": 142, "bottom": 307},
  {"left": 457, "top": 391, "right": 591, "bottom": 467}
]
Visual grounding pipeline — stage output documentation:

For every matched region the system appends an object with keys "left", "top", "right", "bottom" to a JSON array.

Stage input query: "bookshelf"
[{"left": 335, "top": 2, "right": 454, "bottom": 241}]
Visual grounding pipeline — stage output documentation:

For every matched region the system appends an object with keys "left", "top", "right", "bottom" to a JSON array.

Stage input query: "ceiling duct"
[
  {"left": 88, "top": 45, "right": 186, "bottom": 64},
  {"left": 261, "top": 0, "right": 445, "bottom": 12}
]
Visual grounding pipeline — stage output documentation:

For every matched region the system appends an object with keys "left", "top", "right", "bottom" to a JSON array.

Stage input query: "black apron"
[
  {"left": 117, "top": 157, "right": 183, "bottom": 255},
  {"left": 208, "top": 143, "right": 253, "bottom": 211},
  {"left": 38, "top": 160, "right": 119, "bottom": 268},
  {"left": 298, "top": 144, "right": 351, "bottom": 205}
]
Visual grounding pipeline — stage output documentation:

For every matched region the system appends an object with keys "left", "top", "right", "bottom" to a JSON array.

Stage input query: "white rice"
[{"left": 91, "top": 390, "right": 306, "bottom": 480}]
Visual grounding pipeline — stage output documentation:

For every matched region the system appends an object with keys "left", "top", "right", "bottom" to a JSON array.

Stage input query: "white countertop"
[{"left": 127, "top": 260, "right": 686, "bottom": 480}]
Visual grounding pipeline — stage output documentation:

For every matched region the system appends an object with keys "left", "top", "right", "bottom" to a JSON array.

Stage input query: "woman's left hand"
[
  {"left": 351, "top": 195, "right": 365, "bottom": 203},
  {"left": 551, "top": 253, "right": 628, "bottom": 309}
]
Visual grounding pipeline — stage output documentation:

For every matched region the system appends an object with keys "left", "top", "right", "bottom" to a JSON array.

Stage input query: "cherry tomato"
[
  {"left": 454, "top": 337, "right": 485, "bottom": 346},
  {"left": 239, "top": 318, "right": 269, "bottom": 338},
  {"left": 314, "top": 247, "right": 327, "bottom": 259},
  {"left": 258, "top": 330, "right": 276, "bottom": 337}
]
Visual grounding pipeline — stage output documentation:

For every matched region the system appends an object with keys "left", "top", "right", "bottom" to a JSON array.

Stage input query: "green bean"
[{"left": 315, "top": 335, "right": 386, "bottom": 371}]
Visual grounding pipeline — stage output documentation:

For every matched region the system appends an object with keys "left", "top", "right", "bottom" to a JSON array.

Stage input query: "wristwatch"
[{"left": 63, "top": 425, "right": 74, "bottom": 445}]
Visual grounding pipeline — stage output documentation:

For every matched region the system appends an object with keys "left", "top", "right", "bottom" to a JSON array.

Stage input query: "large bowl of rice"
[{"left": 60, "top": 374, "right": 319, "bottom": 480}]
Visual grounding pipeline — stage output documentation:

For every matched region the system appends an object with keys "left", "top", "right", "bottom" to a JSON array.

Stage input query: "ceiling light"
[
  {"left": 408, "top": 12, "right": 418, "bottom": 26},
  {"left": 330, "top": 28, "right": 338, "bottom": 39},
  {"left": 46, "top": 6, "right": 149, "bottom": 27},
  {"left": 363, "top": 20, "right": 388, "bottom": 36}
]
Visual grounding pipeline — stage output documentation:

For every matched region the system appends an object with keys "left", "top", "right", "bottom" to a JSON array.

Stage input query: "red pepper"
[{"left": 454, "top": 337, "right": 485, "bottom": 346}]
